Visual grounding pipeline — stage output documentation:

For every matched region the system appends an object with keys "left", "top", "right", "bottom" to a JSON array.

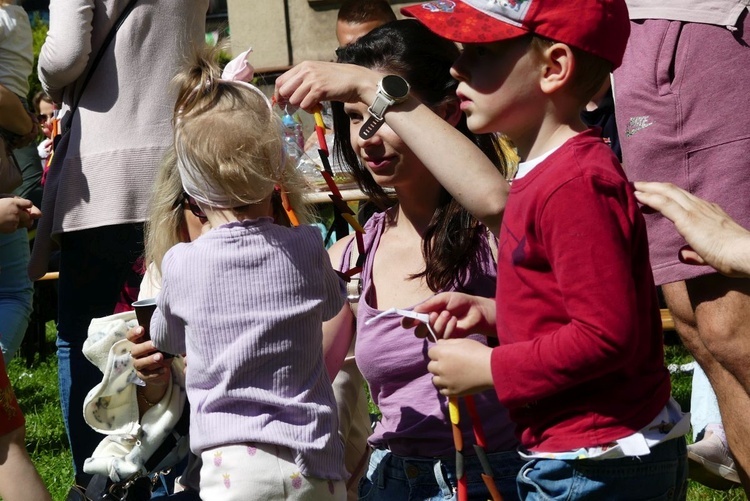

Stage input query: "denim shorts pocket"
[
  {"left": 516, "top": 459, "right": 573, "bottom": 501},
  {"left": 357, "top": 474, "right": 373, "bottom": 500},
  {"left": 358, "top": 449, "right": 385, "bottom": 500}
]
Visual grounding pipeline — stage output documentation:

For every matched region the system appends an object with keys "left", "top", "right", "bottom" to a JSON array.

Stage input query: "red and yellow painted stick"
[{"left": 448, "top": 397, "right": 469, "bottom": 500}]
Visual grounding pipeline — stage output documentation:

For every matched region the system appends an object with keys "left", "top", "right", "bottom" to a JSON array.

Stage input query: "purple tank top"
[{"left": 344, "top": 211, "right": 518, "bottom": 458}]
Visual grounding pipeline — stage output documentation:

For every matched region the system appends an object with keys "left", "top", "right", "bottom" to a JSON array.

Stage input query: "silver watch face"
[{"left": 381, "top": 75, "right": 409, "bottom": 100}]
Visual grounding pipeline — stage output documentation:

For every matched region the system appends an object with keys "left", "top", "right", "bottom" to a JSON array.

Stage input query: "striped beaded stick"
[
  {"left": 448, "top": 397, "right": 468, "bottom": 501},
  {"left": 465, "top": 395, "right": 503, "bottom": 501},
  {"left": 310, "top": 107, "right": 366, "bottom": 278}
]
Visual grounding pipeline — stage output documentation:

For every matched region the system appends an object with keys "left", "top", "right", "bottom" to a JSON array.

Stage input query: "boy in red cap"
[
  {"left": 274, "top": 0, "right": 689, "bottom": 496},
  {"left": 399, "top": 0, "right": 690, "bottom": 497}
]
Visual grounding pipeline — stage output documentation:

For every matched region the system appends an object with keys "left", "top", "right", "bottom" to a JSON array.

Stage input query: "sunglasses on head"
[{"left": 180, "top": 192, "right": 207, "bottom": 220}]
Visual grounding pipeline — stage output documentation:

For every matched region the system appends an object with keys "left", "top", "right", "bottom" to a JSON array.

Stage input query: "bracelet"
[{"left": 136, "top": 386, "right": 161, "bottom": 408}]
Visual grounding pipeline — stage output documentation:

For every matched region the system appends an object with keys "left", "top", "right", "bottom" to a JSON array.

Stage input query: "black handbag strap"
[{"left": 63, "top": 0, "right": 139, "bottom": 131}]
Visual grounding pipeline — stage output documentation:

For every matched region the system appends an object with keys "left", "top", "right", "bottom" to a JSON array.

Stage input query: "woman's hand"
[
  {"left": 127, "top": 325, "right": 172, "bottom": 388},
  {"left": 274, "top": 61, "right": 381, "bottom": 112}
]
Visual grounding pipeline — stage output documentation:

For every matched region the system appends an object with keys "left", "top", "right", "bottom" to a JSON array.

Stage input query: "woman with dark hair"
[{"left": 307, "top": 20, "right": 523, "bottom": 500}]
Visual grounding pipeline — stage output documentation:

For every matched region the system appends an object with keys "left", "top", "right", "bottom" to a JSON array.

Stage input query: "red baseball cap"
[{"left": 401, "top": 0, "right": 630, "bottom": 68}]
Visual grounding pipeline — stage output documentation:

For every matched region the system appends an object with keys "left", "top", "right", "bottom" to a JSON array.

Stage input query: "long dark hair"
[{"left": 333, "top": 19, "right": 509, "bottom": 292}]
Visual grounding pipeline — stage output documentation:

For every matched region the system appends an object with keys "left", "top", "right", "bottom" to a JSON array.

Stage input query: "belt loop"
[{"left": 433, "top": 459, "right": 454, "bottom": 499}]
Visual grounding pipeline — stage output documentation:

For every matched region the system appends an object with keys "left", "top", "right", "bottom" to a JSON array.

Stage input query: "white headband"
[{"left": 175, "top": 47, "right": 285, "bottom": 208}]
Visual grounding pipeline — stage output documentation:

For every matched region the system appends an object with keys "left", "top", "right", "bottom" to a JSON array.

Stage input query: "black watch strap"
[{"left": 360, "top": 115, "right": 385, "bottom": 140}]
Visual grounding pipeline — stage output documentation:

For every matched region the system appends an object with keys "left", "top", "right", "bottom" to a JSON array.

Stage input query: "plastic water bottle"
[{"left": 281, "top": 110, "right": 305, "bottom": 161}]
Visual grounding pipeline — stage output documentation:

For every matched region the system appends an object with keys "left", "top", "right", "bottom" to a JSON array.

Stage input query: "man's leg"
[{"left": 663, "top": 275, "right": 750, "bottom": 490}]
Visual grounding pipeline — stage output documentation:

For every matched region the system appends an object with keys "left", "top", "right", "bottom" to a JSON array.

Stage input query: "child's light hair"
[{"left": 172, "top": 45, "right": 312, "bottom": 224}]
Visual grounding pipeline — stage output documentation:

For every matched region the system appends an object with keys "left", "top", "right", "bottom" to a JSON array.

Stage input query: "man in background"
[{"left": 336, "top": 0, "right": 396, "bottom": 47}]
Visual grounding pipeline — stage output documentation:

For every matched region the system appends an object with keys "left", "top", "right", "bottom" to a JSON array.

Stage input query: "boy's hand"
[
  {"left": 403, "top": 292, "right": 497, "bottom": 339},
  {"left": 427, "top": 339, "right": 494, "bottom": 397}
]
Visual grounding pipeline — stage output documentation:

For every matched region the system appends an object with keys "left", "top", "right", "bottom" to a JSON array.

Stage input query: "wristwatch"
[{"left": 360, "top": 75, "right": 410, "bottom": 140}]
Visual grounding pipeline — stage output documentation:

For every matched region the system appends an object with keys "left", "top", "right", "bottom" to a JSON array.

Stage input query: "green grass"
[
  {"left": 7, "top": 323, "right": 72, "bottom": 501},
  {"left": 5, "top": 323, "right": 748, "bottom": 500}
]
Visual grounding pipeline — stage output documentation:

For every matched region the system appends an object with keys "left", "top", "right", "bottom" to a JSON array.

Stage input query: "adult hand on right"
[{"left": 634, "top": 181, "right": 750, "bottom": 278}]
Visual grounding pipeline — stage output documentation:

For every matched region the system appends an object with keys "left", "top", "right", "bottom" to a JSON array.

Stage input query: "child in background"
[
  {"left": 149, "top": 47, "right": 347, "bottom": 500},
  {"left": 401, "top": 0, "right": 689, "bottom": 497}
]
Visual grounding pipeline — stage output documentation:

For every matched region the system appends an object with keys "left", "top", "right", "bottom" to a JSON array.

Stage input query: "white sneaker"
[{"left": 688, "top": 431, "right": 741, "bottom": 490}]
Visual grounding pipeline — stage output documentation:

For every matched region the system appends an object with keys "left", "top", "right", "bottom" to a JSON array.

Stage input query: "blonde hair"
[
  {"left": 172, "top": 45, "right": 313, "bottom": 224},
  {"left": 144, "top": 148, "right": 186, "bottom": 277}
]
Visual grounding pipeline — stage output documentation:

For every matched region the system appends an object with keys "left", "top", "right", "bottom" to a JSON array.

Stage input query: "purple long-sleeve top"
[{"left": 151, "top": 218, "right": 347, "bottom": 480}]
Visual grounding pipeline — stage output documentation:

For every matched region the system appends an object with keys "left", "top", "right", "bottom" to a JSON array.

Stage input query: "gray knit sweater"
[
  {"left": 151, "top": 218, "right": 348, "bottom": 480},
  {"left": 30, "top": 0, "right": 207, "bottom": 277}
]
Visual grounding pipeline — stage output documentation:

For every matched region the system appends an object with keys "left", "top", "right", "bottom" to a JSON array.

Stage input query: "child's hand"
[
  {"left": 37, "top": 137, "right": 53, "bottom": 159},
  {"left": 127, "top": 325, "right": 171, "bottom": 387},
  {"left": 427, "top": 338, "right": 494, "bottom": 397},
  {"left": 403, "top": 292, "right": 497, "bottom": 339}
]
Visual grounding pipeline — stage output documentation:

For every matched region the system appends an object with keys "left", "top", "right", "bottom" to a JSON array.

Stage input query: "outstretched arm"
[
  {"left": 274, "top": 62, "right": 509, "bottom": 235},
  {"left": 634, "top": 181, "right": 750, "bottom": 278}
]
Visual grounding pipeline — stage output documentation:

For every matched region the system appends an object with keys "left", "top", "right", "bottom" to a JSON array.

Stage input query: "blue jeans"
[
  {"left": 359, "top": 447, "right": 524, "bottom": 501},
  {"left": 0, "top": 228, "right": 33, "bottom": 362},
  {"left": 517, "top": 438, "right": 688, "bottom": 500},
  {"left": 57, "top": 224, "right": 144, "bottom": 484}
]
